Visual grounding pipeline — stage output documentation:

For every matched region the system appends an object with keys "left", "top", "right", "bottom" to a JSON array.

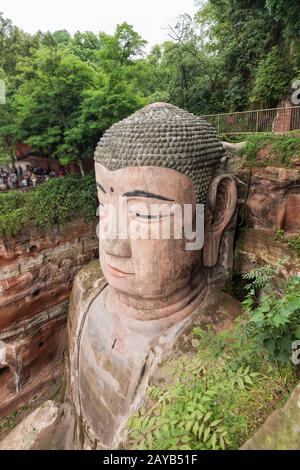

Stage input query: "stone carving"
[
  {"left": 95, "top": 102, "right": 224, "bottom": 204},
  {"left": 66, "top": 103, "right": 239, "bottom": 449},
  {"left": 0, "top": 102, "right": 239, "bottom": 450}
]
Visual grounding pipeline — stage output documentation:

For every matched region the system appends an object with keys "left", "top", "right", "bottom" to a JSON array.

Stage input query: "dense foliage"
[
  {"left": 124, "top": 264, "right": 300, "bottom": 450},
  {"left": 0, "top": 19, "right": 149, "bottom": 168},
  {"left": 0, "top": 173, "right": 97, "bottom": 237},
  {"left": 0, "top": 5, "right": 299, "bottom": 448},
  {"left": 242, "top": 265, "right": 300, "bottom": 363},
  {"left": 1, "top": 1, "right": 299, "bottom": 166},
  {"left": 196, "top": 0, "right": 300, "bottom": 111},
  {"left": 125, "top": 321, "right": 297, "bottom": 450},
  {"left": 240, "top": 133, "right": 300, "bottom": 166}
]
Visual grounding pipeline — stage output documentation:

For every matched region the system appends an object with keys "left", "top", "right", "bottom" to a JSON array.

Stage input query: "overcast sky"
[{"left": 1, "top": 0, "right": 198, "bottom": 48}]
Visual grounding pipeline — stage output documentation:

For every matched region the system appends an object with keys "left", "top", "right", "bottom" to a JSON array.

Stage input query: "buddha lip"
[{"left": 106, "top": 264, "right": 134, "bottom": 277}]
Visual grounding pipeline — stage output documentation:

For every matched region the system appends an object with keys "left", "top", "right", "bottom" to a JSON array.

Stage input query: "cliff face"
[
  {"left": 1, "top": 152, "right": 300, "bottom": 440},
  {"left": 235, "top": 165, "right": 300, "bottom": 277},
  {"left": 0, "top": 218, "right": 98, "bottom": 419},
  {"left": 238, "top": 166, "right": 300, "bottom": 235}
]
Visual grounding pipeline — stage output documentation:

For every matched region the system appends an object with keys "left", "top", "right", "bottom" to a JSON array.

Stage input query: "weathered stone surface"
[
  {"left": 241, "top": 383, "right": 300, "bottom": 450},
  {"left": 232, "top": 162, "right": 300, "bottom": 449},
  {"left": 95, "top": 102, "right": 224, "bottom": 204},
  {"left": 272, "top": 99, "right": 295, "bottom": 133},
  {"left": 0, "top": 303, "right": 66, "bottom": 419},
  {"left": 0, "top": 218, "right": 98, "bottom": 331},
  {"left": 236, "top": 228, "right": 300, "bottom": 277},
  {"left": 1, "top": 103, "right": 241, "bottom": 450},
  {"left": 0, "top": 400, "right": 59, "bottom": 450},
  {"left": 237, "top": 166, "right": 300, "bottom": 234},
  {"left": 0, "top": 218, "right": 98, "bottom": 419},
  {"left": 121, "top": 288, "right": 242, "bottom": 449},
  {"left": 66, "top": 263, "right": 241, "bottom": 450}
]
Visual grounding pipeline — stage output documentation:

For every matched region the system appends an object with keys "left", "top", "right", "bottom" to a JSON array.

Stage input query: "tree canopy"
[{"left": 0, "top": 1, "right": 299, "bottom": 168}]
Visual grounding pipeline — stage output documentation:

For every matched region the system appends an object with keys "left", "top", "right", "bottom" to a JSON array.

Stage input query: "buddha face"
[{"left": 95, "top": 162, "right": 201, "bottom": 300}]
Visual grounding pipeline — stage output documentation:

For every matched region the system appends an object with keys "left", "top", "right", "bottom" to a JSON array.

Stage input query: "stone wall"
[
  {"left": 232, "top": 159, "right": 300, "bottom": 449},
  {"left": 235, "top": 165, "right": 300, "bottom": 277},
  {"left": 0, "top": 218, "right": 98, "bottom": 419}
]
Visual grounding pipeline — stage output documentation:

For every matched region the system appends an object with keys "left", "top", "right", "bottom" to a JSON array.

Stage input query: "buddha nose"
[
  {"left": 102, "top": 237, "right": 132, "bottom": 258},
  {"left": 101, "top": 208, "right": 132, "bottom": 258}
]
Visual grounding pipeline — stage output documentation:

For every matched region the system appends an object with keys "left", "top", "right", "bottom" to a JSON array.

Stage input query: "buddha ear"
[{"left": 203, "top": 174, "right": 237, "bottom": 267}]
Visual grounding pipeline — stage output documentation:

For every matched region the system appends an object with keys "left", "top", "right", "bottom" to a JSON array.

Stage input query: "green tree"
[
  {"left": 11, "top": 45, "right": 97, "bottom": 172},
  {"left": 142, "top": 15, "right": 218, "bottom": 114},
  {"left": 97, "top": 22, "right": 147, "bottom": 68},
  {"left": 251, "top": 47, "right": 291, "bottom": 107},
  {"left": 266, "top": 0, "right": 300, "bottom": 41},
  {"left": 0, "top": 12, "right": 41, "bottom": 77},
  {"left": 70, "top": 31, "right": 103, "bottom": 63},
  {"left": 195, "top": 0, "right": 297, "bottom": 110},
  {"left": 6, "top": 23, "right": 149, "bottom": 173}
]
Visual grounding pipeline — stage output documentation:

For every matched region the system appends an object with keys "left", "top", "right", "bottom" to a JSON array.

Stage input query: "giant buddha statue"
[
  {"left": 0, "top": 103, "right": 240, "bottom": 450},
  {"left": 65, "top": 102, "right": 239, "bottom": 450}
]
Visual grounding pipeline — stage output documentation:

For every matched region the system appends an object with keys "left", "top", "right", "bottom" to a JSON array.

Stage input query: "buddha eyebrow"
[
  {"left": 96, "top": 183, "right": 107, "bottom": 194},
  {"left": 122, "top": 190, "right": 174, "bottom": 202}
]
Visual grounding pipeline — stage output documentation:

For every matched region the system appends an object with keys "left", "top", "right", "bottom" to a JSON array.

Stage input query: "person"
[
  {"left": 0, "top": 174, "right": 7, "bottom": 191},
  {"left": 17, "top": 166, "right": 23, "bottom": 179},
  {"left": 20, "top": 176, "right": 28, "bottom": 187},
  {"left": 31, "top": 173, "right": 37, "bottom": 187}
]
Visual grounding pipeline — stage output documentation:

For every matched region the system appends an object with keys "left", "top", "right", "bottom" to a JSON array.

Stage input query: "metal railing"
[{"left": 201, "top": 106, "right": 300, "bottom": 135}]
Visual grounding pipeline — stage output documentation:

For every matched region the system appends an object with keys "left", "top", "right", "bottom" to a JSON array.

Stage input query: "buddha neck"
[{"left": 103, "top": 269, "right": 208, "bottom": 322}]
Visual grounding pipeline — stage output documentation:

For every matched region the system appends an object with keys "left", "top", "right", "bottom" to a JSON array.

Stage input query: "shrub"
[
  {"left": 125, "top": 323, "right": 297, "bottom": 450},
  {"left": 287, "top": 232, "right": 300, "bottom": 256},
  {"left": 242, "top": 135, "right": 264, "bottom": 163},
  {"left": 250, "top": 47, "right": 291, "bottom": 108},
  {"left": 241, "top": 134, "right": 300, "bottom": 167},
  {"left": 128, "top": 361, "right": 257, "bottom": 450},
  {"left": 0, "top": 207, "right": 29, "bottom": 237},
  {"left": 243, "top": 267, "right": 300, "bottom": 363},
  {"left": 0, "top": 173, "right": 98, "bottom": 237},
  {"left": 0, "top": 191, "right": 27, "bottom": 216}
]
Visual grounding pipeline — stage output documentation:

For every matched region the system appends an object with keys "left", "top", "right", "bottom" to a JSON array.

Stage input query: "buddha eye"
[
  {"left": 136, "top": 212, "right": 159, "bottom": 220},
  {"left": 128, "top": 202, "right": 172, "bottom": 221}
]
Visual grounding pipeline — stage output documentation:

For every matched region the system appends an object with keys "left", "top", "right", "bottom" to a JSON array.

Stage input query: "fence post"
[
  {"left": 256, "top": 110, "right": 259, "bottom": 132},
  {"left": 201, "top": 106, "right": 300, "bottom": 134}
]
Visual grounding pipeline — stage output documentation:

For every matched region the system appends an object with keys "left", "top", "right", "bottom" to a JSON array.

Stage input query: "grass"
[
  {"left": 273, "top": 228, "right": 300, "bottom": 257},
  {"left": 221, "top": 132, "right": 300, "bottom": 167}
]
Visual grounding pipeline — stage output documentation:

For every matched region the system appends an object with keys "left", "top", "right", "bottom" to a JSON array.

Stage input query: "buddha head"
[{"left": 94, "top": 103, "right": 237, "bottom": 318}]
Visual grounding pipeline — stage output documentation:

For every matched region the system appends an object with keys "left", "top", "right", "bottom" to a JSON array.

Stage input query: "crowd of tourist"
[{"left": 0, "top": 164, "right": 67, "bottom": 191}]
